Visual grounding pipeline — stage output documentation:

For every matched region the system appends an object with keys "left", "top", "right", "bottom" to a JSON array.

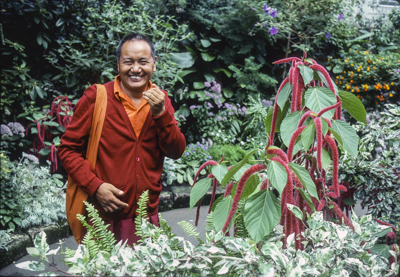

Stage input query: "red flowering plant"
[
  {"left": 188, "top": 52, "right": 397, "bottom": 251},
  {"left": 21, "top": 96, "right": 74, "bottom": 172}
]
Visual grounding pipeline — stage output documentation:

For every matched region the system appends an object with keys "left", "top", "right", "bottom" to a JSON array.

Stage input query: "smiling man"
[{"left": 58, "top": 33, "right": 186, "bottom": 245}]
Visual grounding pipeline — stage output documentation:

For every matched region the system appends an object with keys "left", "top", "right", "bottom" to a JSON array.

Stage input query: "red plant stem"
[
  {"left": 317, "top": 101, "right": 342, "bottom": 118},
  {"left": 195, "top": 197, "right": 202, "bottom": 226},
  {"left": 208, "top": 178, "right": 218, "bottom": 213},
  {"left": 222, "top": 164, "right": 266, "bottom": 234},
  {"left": 273, "top": 57, "right": 301, "bottom": 64},
  {"left": 266, "top": 148, "right": 289, "bottom": 164},
  {"left": 314, "top": 117, "right": 323, "bottom": 170},
  {"left": 287, "top": 126, "right": 307, "bottom": 162}
]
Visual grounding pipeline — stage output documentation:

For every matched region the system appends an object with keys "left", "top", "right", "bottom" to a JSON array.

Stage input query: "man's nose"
[{"left": 130, "top": 63, "right": 141, "bottom": 73}]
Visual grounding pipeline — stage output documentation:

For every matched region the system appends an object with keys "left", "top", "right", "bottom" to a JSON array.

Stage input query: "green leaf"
[
  {"left": 342, "top": 198, "right": 356, "bottom": 206},
  {"left": 39, "top": 148, "right": 50, "bottom": 156},
  {"left": 211, "top": 164, "right": 228, "bottom": 184},
  {"left": 12, "top": 217, "right": 21, "bottom": 225},
  {"left": 209, "top": 37, "right": 221, "bottom": 42},
  {"left": 55, "top": 18, "right": 64, "bottom": 27},
  {"left": 328, "top": 128, "right": 343, "bottom": 145},
  {"left": 222, "top": 88, "right": 233, "bottom": 98},
  {"left": 321, "top": 148, "right": 332, "bottom": 171},
  {"left": 15, "top": 261, "right": 45, "bottom": 271},
  {"left": 53, "top": 136, "right": 61, "bottom": 146},
  {"left": 298, "top": 65, "right": 314, "bottom": 85},
  {"left": 193, "top": 82, "right": 205, "bottom": 89},
  {"left": 370, "top": 244, "right": 391, "bottom": 259},
  {"left": 221, "top": 149, "right": 258, "bottom": 186},
  {"left": 212, "top": 195, "right": 233, "bottom": 231},
  {"left": 316, "top": 71, "right": 337, "bottom": 94},
  {"left": 287, "top": 204, "right": 303, "bottom": 220},
  {"left": 213, "top": 68, "right": 232, "bottom": 78},
  {"left": 277, "top": 82, "right": 292, "bottom": 110},
  {"left": 26, "top": 247, "right": 40, "bottom": 256},
  {"left": 201, "top": 52, "right": 216, "bottom": 62},
  {"left": 190, "top": 178, "right": 212, "bottom": 210},
  {"left": 289, "top": 163, "right": 319, "bottom": 200},
  {"left": 30, "top": 87, "right": 36, "bottom": 100},
  {"left": 233, "top": 163, "right": 252, "bottom": 181},
  {"left": 298, "top": 188, "right": 316, "bottom": 212},
  {"left": 200, "top": 39, "right": 212, "bottom": 48},
  {"left": 244, "top": 190, "right": 281, "bottom": 243},
  {"left": 331, "top": 120, "right": 359, "bottom": 157},
  {"left": 301, "top": 123, "right": 316, "bottom": 151},
  {"left": 338, "top": 90, "right": 366, "bottom": 124},
  {"left": 350, "top": 32, "right": 373, "bottom": 42},
  {"left": 168, "top": 52, "right": 195, "bottom": 68},
  {"left": 43, "top": 121, "right": 59, "bottom": 127},
  {"left": 280, "top": 111, "right": 303, "bottom": 147},
  {"left": 241, "top": 174, "right": 260, "bottom": 199},
  {"left": 267, "top": 160, "right": 287, "bottom": 196},
  {"left": 332, "top": 64, "right": 344, "bottom": 74},
  {"left": 304, "top": 87, "right": 337, "bottom": 119}
]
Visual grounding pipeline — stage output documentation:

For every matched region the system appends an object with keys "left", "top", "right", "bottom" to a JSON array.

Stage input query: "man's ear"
[{"left": 153, "top": 56, "right": 157, "bottom": 72}]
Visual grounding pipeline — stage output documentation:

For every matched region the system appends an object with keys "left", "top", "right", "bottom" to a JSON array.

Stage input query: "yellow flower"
[
  {"left": 364, "top": 51, "right": 367, "bottom": 55},
  {"left": 358, "top": 65, "right": 362, "bottom": 68},
  {"left": 351, "top": 89, "right": 354, "bottom": 92},
  {"left": 351, "top": 63, "right": 354, "bottom": 66},
  {"left": 389, "top": 93, "right": 393, "bottom": 97},
  {"left": 357, "top": 68, "right": 361, "bottom": 72},
  {"left": 343, "top": 71, "right": 346, "bottom": 73},
  {"left": 367, "top": 67, "right": 370, "bottom": 71},
  {"left": 367, "top": 59, "right": 371, "bottom": 63},
  {"left": 345, "top": 60, "right": 348, "bottom": 63}
]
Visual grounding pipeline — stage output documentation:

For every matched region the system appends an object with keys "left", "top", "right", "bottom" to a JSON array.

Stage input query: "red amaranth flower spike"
[
  {"left": 208, "top": 178, "right": 218, "bottom": 213},
  {"left": 317, "top": 102, "right": 342, "bottom": 118},
  {"left": 296, "top": 80, "right": 304, "bottom": 111},
  {"left": 222, "top": 164, "right": 267, "bottom": 233},
  {"left": 330, "top": 201, "right": 354, "bottom": 231},
  {"left": 324, "top": 135, "right": 341, "bottom": 198},
  {"left": 298, "top": 110, "right": 316, "bottom": 127},
  {"left": 267, "top": 147, "right": 289, "bottom": 164},
  {"left": 309, "top": 64, "right": 336, "bottom": 96},
  {"left": 314, "top": 117, "right": 323, "bottom": 170},
  {"left": 224, "top": 181, "right": 235, "bottom": 197},
  {"left": 317, "top": 200, "right": 325, "bottom": 211},
  {"left": 374, "top": 218, "right": 397, "bottom": 233},
  {"left": 191, "top": 160, "right": 218, "bottom": 188},
  {"left": 287, "top": 126, "right": 307, "bottom": 162},
  {"left": 273, "top": 57, "right": 301, "bottom": 65}
]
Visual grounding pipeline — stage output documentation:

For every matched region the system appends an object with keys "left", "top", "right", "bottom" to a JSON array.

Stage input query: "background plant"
[
  {"left": 339, "top": 104, "right": 400, "bottom": 225},
  {"left": 328, "top": 48, "right": 400, "bottom": 108}
]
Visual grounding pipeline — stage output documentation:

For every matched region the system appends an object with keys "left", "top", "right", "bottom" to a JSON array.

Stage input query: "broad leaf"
[
  {"left": 193, "top": 82, "right": 205, "bottom": 89},
  {"left": 298, "top": 65, "right": 314, "bottom": 86},
  {"left": 15, "top": 261, "right": 45, "bottom": 271},
  {"left": 370, "top": 244, "right": 391, "bottom": 259},
  {"left": 213, "top": 195, "right": 233, "bottom": 231},
  {"left": 280, "top": 111, "right": 303, "bottom": 147},
  {"left": 244, "top": 190, "right": 281, "bottom": 243},
  {"left": 301, "top": 123, "right": 315, "bottom": 151},
  {"left": 328, "top": 128, "right": 343, "bottom": 145},
  {"left": 233, "top": 163, "right": 252, "bottom": 181},
  {"left": 211, "top": 164, "right": 228, "bottom": 184},
  {"left": 201, "top": 52, "right": 216, "bottom": 62},
  {"left": 277, "top": 82, "right": 292, "bottom": 110},
  {"left": 304, "top": 87, "right": 336, "bottom": 119},
  {"left": 287, "top": 204, "right": 303, "bottom": 220},
  {"left": 338, "top": 90, "right": 367, "bottom": 124},
  {"left": 190, "top": 178, "right": 212, "bottom": 210},
  {"left": 316, "top": 71, "right": 338, "bottom": 94},
  {"left": 221, "top": 149, "right": 258, "bottom": 186},
  {"left": 213, "top": 68, "right": 232, "bottom": 78},
  {"left": 200, "top": 39, "right": 212, "bottom": 48},
  {"left": 168, "top": 52, "right": 195, "bottom": 68},
  {"left": 321, "top": 148, "right": 332, "bottom": 171},
  {"left": 240, "top": 174, "right": 260, "bottom": 199},
  {"left": 289, "top": 163, "right": 319, "bottom": 200},
  {"left": 331, "top": 120, "right": 359, "bottom": 157},
  {"left": 298, "top": 188, "right": 316, "bottom": 212},
  {"left": 267, "top": 160, "right": 287, "bottom": 196}
]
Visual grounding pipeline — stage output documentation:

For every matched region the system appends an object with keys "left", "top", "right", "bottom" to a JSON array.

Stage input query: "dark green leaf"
[
  {"left": 190, "top": 178, "right": 212, "bottom": 210},
  {"left": 338, "top": 90, "right": 366, "bottom": 124}
]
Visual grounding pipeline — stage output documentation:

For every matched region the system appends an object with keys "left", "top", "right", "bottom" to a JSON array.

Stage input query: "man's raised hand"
[{"left": 143, "top": 84, "right": 165, "bottom": 117}]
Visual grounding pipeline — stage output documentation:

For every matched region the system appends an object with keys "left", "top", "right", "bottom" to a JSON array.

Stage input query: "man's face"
[{"left": 117, "top": 40, "right": 157, "bottom": 95}]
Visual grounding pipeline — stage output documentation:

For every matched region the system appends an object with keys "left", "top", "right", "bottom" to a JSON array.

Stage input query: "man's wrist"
[{"left": 153, "top": 106, "right": 166, "bottom": 117}]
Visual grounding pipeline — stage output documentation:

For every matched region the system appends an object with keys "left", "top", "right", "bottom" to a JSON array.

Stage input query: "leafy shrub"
[
  {"left": 0, "top": 152, "right": 66, "bottom": 232},
  {"left": 339, "top": 104, "right": 400, "bottom": 225},
  {"left": 328, "top": 48, "right": 400, "bottom": 108},
  {"left": 17, "top": 210, "right": 399, "bottom": 276},
  {"left": 0, "top": 122, "right": 25, "bottom": 156}
]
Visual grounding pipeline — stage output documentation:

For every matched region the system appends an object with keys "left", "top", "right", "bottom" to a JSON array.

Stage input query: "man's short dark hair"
[{"left": 116, "top": 33, "right": 156, "bottom": 61}]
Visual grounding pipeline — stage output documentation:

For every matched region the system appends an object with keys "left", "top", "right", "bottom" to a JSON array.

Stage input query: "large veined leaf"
[
  {"left": 190, "top": 178, "right": 212, "bottom": 210},
  {"left": 304, "top": 87, "right": 337, "bottom": 119},
  {"left": 277, "top": 82, "right": 292, "bottom": 110},
  {"left": 298, "top": 188, "right": 316, "bottom": 212},
  {"left": 328, "top": 128, "right": 343, "bottom": 145},
  {"left": 233, "top": 163, "right": 252, "bottom": 181},
  {"left": 244, "top": 190, "right": 281, "bottom": 243},
  {"left": 267, "top": 160, "right": 287, "bottom": 196},
  {"left": 213, "top": 195, "right": 233, "bottom": 231},
  {"left": 370, "top": 244, "right": 391, "bottom": 259},
  {"left": 321, "top": 148, "right": 332, "bottom": 171},
  {"left": 298, "top": 65, "right": 314, "bottom": 86},
  {"left": 280, "top": 111, "right": 303, "bottom": 147},
  {"left": 338, "top": 90, "right": 367, "bottom": 124},
  {"left": 289, "top": 163, "right": 319, "bottom": 200},
  {"left": 301, "top": 123, "right": 315, "bottom": 151},
  {"left": 211, "top": 164, "right": 228, "bottom": 184},
  {"left": 287, "top": 204, "right": 303, "bottom": 220},
  {"left": 168, "top": 52, "right": 195, "bottom": 68},
  {"left": 240, "top": 174, "right": 260, "bottom": 199},
  {"left": 316, "top": 71, "right": 338, "bottom": 95},
  {"left": 331, "top": 120, "right": 359, "bottom": 157},
  {"left": 200, "top": 39, "right": 212, "bottom": 48},
  {"left": 221, "top": 149, "right": 258, "bottom": 186}
]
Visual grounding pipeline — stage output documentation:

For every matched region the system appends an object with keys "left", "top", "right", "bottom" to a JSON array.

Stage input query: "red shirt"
[{"left": 58, "top": 80, "right": 186, "bottom": 221}]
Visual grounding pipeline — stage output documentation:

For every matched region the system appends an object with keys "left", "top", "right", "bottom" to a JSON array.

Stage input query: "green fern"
[
  {"left": 77, "top": 201, "right": 116, "bottom": 256},
  {"left": 178, "top": 221, "right": 203, "bottom": 243},
  {"left": 134, "top": 190, "right": 149, "bottom": 243}
]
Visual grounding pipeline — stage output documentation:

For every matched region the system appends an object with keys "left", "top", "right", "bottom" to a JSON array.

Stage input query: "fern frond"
[
  {"left": 135, "top": 190, "right": 149, "bottom": 244},
  {"left": 178, "top": 221, "right": 202, "bottom": 243}
]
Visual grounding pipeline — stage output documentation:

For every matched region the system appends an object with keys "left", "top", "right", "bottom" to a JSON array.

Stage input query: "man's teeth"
[{"left": 130, "top": 76, "right": 141, "bottom": 80}]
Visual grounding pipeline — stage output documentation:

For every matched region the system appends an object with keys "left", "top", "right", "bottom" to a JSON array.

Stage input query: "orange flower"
[
  {"left": 350, "top": 80, "right": 353, "bottom": 83},
  {"left": 367, "top": 59, "right": 371, "bottom": 63},
  {"left": 357, "top": 68, "right": 361, "bottom": 72},
  {"left": 367, "top": 67, "right": 370, "bottom": 71},
  {"left": 350, "top": 74, "right": 353, "bottom": 78}
]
